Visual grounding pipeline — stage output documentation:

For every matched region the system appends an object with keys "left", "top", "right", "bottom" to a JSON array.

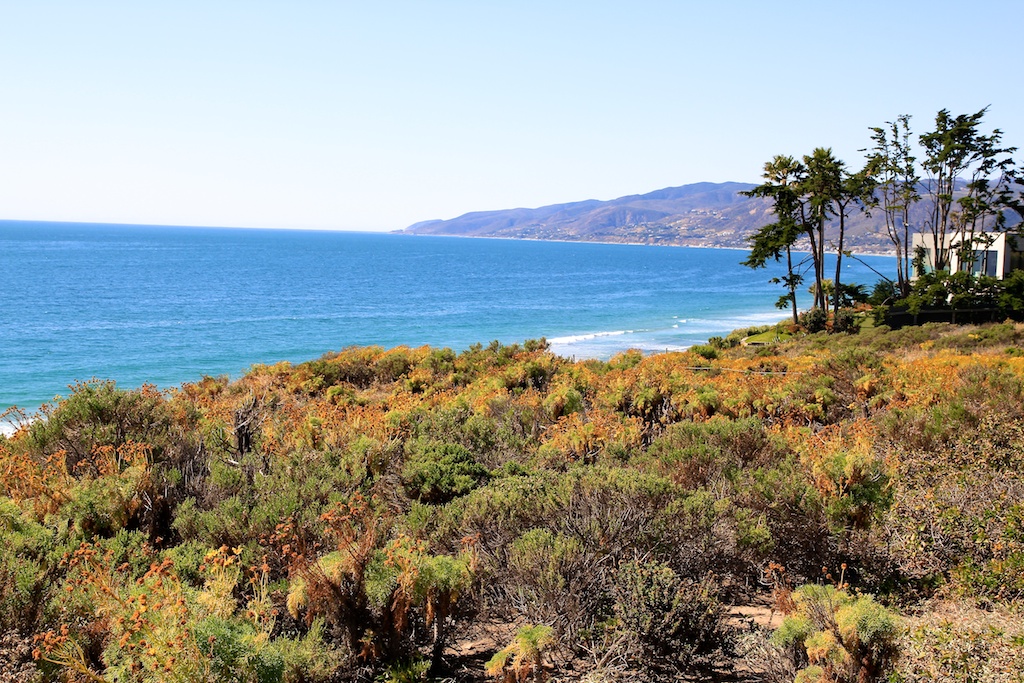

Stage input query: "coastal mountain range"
[{"left": 403, "top": 181, "right": 897, "bottom": 253}]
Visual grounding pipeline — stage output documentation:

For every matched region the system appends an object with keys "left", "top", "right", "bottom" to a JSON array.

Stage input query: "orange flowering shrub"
[{"left": 7, "top": 325, "right": 1024, "bottom": 680}]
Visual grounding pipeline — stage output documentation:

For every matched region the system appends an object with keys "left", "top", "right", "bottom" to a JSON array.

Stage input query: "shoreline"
[
  {"left": 1, "top": 315, "right": 790, "bottom": 427},
  {"left": 395, "top": 230, "right": 898, "bottom": 258}
]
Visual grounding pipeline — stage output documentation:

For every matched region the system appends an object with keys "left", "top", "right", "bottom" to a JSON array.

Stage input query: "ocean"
[{"left": 1, "top": 221, "right": 894, "bottom": 417}]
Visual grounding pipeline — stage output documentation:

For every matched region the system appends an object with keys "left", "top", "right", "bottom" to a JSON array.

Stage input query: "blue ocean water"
[{"left": 1, "top": 222, "right": 894, "bottom": 415}]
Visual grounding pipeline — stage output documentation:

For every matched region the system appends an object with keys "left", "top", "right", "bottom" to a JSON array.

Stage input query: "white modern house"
[{"left": 912, "top": 231, "right": 1024, "bottom": 279}]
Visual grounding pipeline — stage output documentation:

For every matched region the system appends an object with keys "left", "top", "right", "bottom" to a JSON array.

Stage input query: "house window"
[
  {"left": 1010, "top": 250, "right": 1024, "bottom": 273},
  {"left": 967, "top": 250, "right": 999, "bottom": 276},
  {"left": 915, "top": 248, "right": 932, "bottom": 276}
]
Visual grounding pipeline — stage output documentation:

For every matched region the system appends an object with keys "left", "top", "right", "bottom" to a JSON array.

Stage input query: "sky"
[{"left": 1, "top": 1, "right": 1021, "bottom": 231}]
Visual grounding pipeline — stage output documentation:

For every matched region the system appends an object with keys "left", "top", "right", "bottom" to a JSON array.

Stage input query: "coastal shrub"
[
  {"left": 831, "top": 308, "right": 857, "bottom": 334},
  {"left": 561, "top": 467, "right": 678, "bottom": 561},
  {"left": 264, "top": 620, "right": 343, "bottom": 683},
  {"left": 690, "top": 344, "right": 719, "bottom": 360},
  {"left": 486, "top": 624, "right": 556, "bottom": 683},
  {"left": 61, "top": 463, "right": 150, "bottom": 537},
  {"left": 523, "top": 338, "right": 549, "bottom": 353},
  {"left": 500, "top": 357, "right": 557, "bottom": 392},
  {"left": 799, "top": 423, "right": 892, "bottom": 533},
  {"left": 613, "top": 561, "right": 732, "bottom": 674},
  {"left": 424, "top": 347, "right": 457, "bottom": 376},
  {"left": 374, "top": 347, "right": 415, "bottom": 383},
  {"left": 707, "top": 335, "right": 728, "bottom": 349},
  {"left": 656, "top": 489, "right": 731, "bottom": 576},
  {"left": 798, "top": 308, "right": 828, "bottom": 333},
  {"left": 303, "top": 347, "right": 382, "bottom": 389},
  {"left": 879, "top": 408, "right": 1024, "bottom": 593},
  {"left": 503, "top": 528, "right": 593, "bottom": 634},
  {"left": 892, "top": 603, "right": 1024, "bottom": 683},
  {"left": 401, "top": 442, "right": 489, "bottom": 504},
  {"left": 735, "top": 455, "right": 831, "bottom": 580},
  {"left": 19, "top": 323, "right": 1024, "bottom": 680},
  {"left": 437, "top": 469, "right": 566, "bottom": 557},
  {"left": 932, "top": 321, "right": 1024, "bottom": 350},
  {"left": 772, "top": 584, "right": 900, "bottom": 683},
  {"left": 172, "top": 495, "right": 253, "bottom": 549},
  {"left": 541, "top": 386, "right": 585, "bottom": 420},
  {"left": 645, "top": 417, "right": 783, "bottom": 489},
  {"left": 503, "top": 528, "right": 608, "bottom": 648},
  {"left": 0, "top": 545, "right": 46, "bottom": 635},
  {"left": 378, "top": 657, "right": 431, "bottom": 683},
  {"left": 36, "top": 542, "right": 341, "bottom": 683},
  {"left": 607, "top": 349, "right": 643, "bottom": 370},
  {"left": 286, "top": 497, "right": 476, "bottom": 674},
  {"left": 27, "top": 380, "right": 172, "bottom": 470}
]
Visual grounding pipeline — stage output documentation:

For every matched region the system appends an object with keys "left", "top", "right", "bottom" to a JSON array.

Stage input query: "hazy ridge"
[{"left": 404, "top": 181, "right": 900, "bottom": 253}]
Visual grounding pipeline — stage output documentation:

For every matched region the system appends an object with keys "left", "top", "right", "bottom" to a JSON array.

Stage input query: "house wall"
[{"left": 911, "top": 231, "right": 1023, "bottom": 280}]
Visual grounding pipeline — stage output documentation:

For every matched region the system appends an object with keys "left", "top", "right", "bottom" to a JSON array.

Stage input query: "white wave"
[
  {"left": 545, "top": 309, "right": 790, "bottom": 361},
  {"left": 547, "top": 330, "right": 630, "bottom": 344},
  {"left": 675, "top": 311, "right": 786, "bottom": 334}
]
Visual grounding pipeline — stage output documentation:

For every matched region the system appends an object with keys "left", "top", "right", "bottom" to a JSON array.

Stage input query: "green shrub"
[
  {"left": 772, "top": 585, "right": 900, "bottom": 683},
  {"left": 799, "top": 308, "right": 828, "bottom": 333},
  {"left": 263, "top": 619, "right": 342, "bottom": 683},
  {"left": 505, "top": 529, "right": 590, "bottom": 635},
  {"left": 0, "top": 550, "right": 45, "bottom": 634},
  {"left": 486, "top": 624, "right": 555, "bottom": 683},
  {"left": 542, "top": 386, "right": 584, "bottom": 420},
  {"left": 423, "top": 348, "right": 457, "bottom": 375},
  {"left": 402, "top": 442, "right": 489, "bottom": 504},
  {"left": 378, "top": 657, "right": 430, "bottom": 683},
  {"left": 831, "top": 308, "right": 857, "bottom": 334},
  {"left": 375, "top": 349, "right": 414, "bottom": 383},
  {"left": 707, "top": 336, "right": 728, "bottom": 349},
  {"left": 608, "top": 349, "right": 643, "bottom": 370},
  {"left": 28, "top": 380, "right": 172, "bottom": 466},
  {"left": 892, "top": 605, "right": 1024, "bottom": 683},
  {"left": 690, "top": 344, "right": 720, "bottom": 360},
  {"left": 614, "top": 561, "right": 732, "bottom": 674}
]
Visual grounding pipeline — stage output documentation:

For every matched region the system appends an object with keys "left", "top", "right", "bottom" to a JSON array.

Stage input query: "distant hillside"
[{"left": 403, "top": 181, "right": 899, "bottom": 253}]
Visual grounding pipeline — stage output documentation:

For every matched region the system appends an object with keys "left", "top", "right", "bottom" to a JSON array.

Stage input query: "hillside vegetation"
[
  {"left": 402, "top": 181, "right": 900, "bottom": 253},
  {"left": 2, "top": 324, "right": 1024, "bottom": 682}
]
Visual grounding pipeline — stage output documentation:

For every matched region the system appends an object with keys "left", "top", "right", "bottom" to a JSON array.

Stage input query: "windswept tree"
[
  {"left": 801, "top": 148, "right": 843, "bottom": 310},
  {"left": 866, "top": 115, "right": 920, "bottom": 296},
  {"left": 742, "top": 155, "right": 806, "bottom": 323},
  {"left": 828, "top": 164, "right": 874, "bottom": 315},
  {"left": 919, "top": 107, "right": 1017, "bottom": 272}
]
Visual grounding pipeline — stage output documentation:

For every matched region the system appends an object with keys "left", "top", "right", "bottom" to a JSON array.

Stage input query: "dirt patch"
[{"left": 727, "top": 601, "right": 784, "bottom": 630}]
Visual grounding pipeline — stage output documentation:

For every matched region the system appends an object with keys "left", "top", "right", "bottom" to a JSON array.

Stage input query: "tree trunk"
[
  {"left": 833, "top": 209, "right": 846, "bottom": 315},
  {"left": 787, "top": 246, "right": 798, "bottom": 324},
  {"left": 804, "top": 218, "right": 823, "bottom": 311}
]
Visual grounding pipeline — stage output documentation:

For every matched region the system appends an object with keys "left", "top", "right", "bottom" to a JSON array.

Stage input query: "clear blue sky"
[{"left": 1, "top": 1, "right": 1020, "bottom": 231}]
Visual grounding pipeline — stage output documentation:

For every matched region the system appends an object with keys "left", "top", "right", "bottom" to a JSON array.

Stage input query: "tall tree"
[
  {"left": 919, "top": 107, "right": 1016, "bottom": 273},
  {"left": 742, "top": 155, "right": 806, "bottom": 323},
  {"left": 830, "top": 168, "right": 875, "bottom": 315},
  {"left": 952, "top": 133, "right": 1017, "bottom": 271},
  {"left": 801, "top": 148, "right": 843, "bottom": 310},
  {"left": 866, "top": 115, "right": 920, "bottom": 296}
]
